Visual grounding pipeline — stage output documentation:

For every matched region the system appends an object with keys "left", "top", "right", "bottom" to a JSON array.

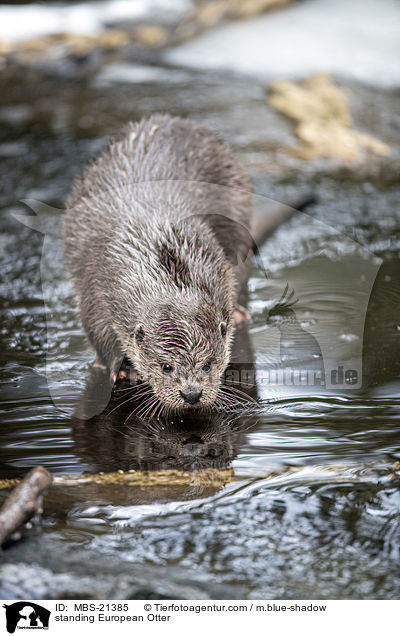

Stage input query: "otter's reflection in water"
[{"left": 72, "top": 324, "right": 259, "bottom": 474}]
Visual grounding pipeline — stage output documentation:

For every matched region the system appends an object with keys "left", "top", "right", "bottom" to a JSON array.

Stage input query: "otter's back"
[{"left": 63, "top": 114, "right": 253, "bottom": 279}]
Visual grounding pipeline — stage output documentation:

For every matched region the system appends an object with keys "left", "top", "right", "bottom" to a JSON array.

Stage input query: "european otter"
[{"left": 63, "top": 114, "right": 254, "bottom": 413}]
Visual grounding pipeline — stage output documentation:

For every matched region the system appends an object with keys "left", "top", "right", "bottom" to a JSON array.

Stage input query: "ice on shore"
[
  {"left": 166, "top": 0, "right": 400, "bottom": 88},
  {"left": 0, "top": 0, "right": 190, "bottom": 42}
]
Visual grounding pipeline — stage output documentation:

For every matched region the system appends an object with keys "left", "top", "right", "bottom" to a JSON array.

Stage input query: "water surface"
[{"left": 0, "top": 60, "right": 399, "bottom": 599}]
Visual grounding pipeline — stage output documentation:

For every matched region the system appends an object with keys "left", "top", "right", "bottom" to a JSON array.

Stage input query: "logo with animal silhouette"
[{"left": 3, "top": 602, "right": 50, "bottom": 633}]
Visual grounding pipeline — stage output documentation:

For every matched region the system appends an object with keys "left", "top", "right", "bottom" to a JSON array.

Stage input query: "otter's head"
[{"left": 127, "top": 298, "right": 234, "bottom": 411}]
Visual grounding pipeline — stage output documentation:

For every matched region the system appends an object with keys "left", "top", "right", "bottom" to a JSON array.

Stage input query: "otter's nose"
[{"left": 180, "top": 388, "right": 203, "bottom": 404}]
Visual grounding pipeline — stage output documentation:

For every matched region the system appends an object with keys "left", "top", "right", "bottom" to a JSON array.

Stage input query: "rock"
[
  {"left": 194, "top": 1, "right": 228, "bottom": 28},
  {"left": 133, "top": 24, "right": 168, "bottom": 48},
  {"left": 226, "top": 0, "right": 291, "bottom": 19},
  {"left": 97, "top": 30, "right": 130, "bottom": 50},
  {"left": 269, "top": 74, "right": 351, "bottom": 127},
  {"left": 268, "top": 74, "right": 391, "bottom": 161},
  {"left": 59, "top": 33, "right": 98, "bottom": 56},
  {"left": 295, "top": 121, "right": 391, "bottom": 161}
]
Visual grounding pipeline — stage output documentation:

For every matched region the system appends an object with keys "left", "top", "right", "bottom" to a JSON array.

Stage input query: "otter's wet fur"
[{"left": 63, "top": 114, "right": 253, "bottom": 413}]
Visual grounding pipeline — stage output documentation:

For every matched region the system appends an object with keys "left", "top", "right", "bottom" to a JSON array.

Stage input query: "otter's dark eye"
[
  {"left": 202, "top": 361, "right": 211, "bottom": 373},
  {"left": 162, "top": 363, "right": 173, "bottom": 374}
]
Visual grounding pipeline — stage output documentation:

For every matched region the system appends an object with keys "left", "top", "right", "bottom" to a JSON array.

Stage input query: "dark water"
[{"left": 0, "top": 63, "right": 399, "bottom": 599}]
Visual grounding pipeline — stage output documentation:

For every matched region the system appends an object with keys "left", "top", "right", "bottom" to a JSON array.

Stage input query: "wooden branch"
[
  {"left": 0, "top": 467, "right": 235, "bottom": 491},
  {"left": 0, "top": 466, "right": 53, "bottom": 546}
]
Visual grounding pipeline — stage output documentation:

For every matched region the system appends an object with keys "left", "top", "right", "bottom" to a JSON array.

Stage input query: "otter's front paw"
[
  {"left": 110, "top": 357, "right": 140, "bottom": 386},
  {"left": 111, "top": 369, "right": 128, "bottom": 384}
]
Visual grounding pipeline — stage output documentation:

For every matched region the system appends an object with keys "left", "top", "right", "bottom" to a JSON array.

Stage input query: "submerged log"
[{"left": 0, "top": 466, "right": 52, "bottom": 546}]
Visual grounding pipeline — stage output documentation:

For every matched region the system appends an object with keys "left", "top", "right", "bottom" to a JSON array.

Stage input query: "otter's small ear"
[
  {"left": 135, "top": 325, "right": 145, "bottom": 343},
  {"left": 219, "top": 322, "right": 227, "bottom": 338}
]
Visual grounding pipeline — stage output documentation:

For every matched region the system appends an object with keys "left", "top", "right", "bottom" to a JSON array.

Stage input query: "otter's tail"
[
  {"left": 252, "top": 194, "right": 315, "bottom": 250},
  {"left": 250, "top": 193, "right": 315, "bottom": 280}
]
